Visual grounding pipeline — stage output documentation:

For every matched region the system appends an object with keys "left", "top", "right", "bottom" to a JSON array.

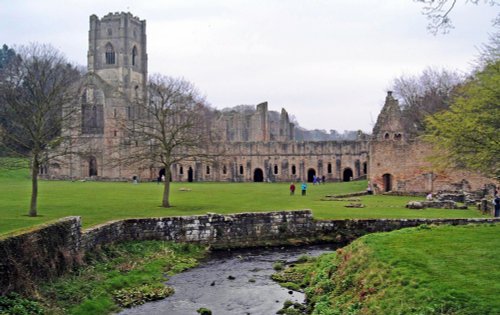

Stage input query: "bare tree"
[
  {"left": 391, "top": 67, "right": 464, "bottom": 133},
  {"left": 120, "top": 74, "right": 221, "bottom": 208},
  {"left": 415, "top": 0, "right": 499, "bottom": 34},
  {"left": 0, "top": 43, "right": 83, "bottom": 216}
]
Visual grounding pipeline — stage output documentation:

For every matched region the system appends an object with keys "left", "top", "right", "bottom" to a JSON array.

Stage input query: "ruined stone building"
[
  {"left": 48, "top": 12, "right": 495, "bottom": 194},
  {"left": 368, "top": 91, "right": 494, "bottom": 194},
  {"left": 47, "top": 12, "right": 368, "bottom": 184}
]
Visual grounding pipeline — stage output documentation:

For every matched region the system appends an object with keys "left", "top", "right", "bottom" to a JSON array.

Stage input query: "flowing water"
[{"left": 118, "top": 244, "right": 336, "bottom": 315}]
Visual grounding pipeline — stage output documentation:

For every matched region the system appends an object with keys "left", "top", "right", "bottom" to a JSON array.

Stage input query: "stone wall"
[
  {"left": 171, "top": 140, "right": 369, "bottom": 183},
  {"left": 0, "top": 217, "right": 82, "bottom": 295},
  {"left": 81, "top": 211, "right": 316, "bottom": 251},
  {"left": 2, "top": 211, "right": 499, "bottom": 295},
  {"left": 369, "top": 139, "right": 495, "bottom": 194}
]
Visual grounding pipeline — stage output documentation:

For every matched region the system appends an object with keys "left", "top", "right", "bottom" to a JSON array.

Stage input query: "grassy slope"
[
  {"left": 0, "top": 167, "right": 488, "bottom": 235},
  {"left": 294, "top": 224, "right": 500, "bottom": 315},
  {"left": 39, "top": 241, "right": 206, "bottom": 315}
]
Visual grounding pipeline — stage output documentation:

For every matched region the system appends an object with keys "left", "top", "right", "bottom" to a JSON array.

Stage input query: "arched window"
[
  {"left": 291, "top": 165, "right": 296, "bottom": 175},
  {"left": 384, "top": 132, "right": 390, "bottom": 140},
  {"left": 222, "top": 165, "right": 227, "bottom": 175},
  {"left": 206, "top": 165, "right": 210, "bottom": 175},
  {"left": 81, "top": 90, "right": 87, "bottom": 104},
  {"left": 132, "top": 46, "right": 138, "bottom": 66},
  {"left": 105, "top": 43, "right": 115, "bottom": 65},
  {"left": 89, "top": 156, "right": 98, "bottom": 177},
  {"left": 239, "top": 165, "right": 244, "bottom": 175},
  {"left": 327, "top": 163, "right": 332, "bottom": 173},
  {"left": 179, "top": 166, "right": 184, "bottom": 175},
  {"left": 274, "top": 165, "right": 278, "bottom": 175},
  {"left": 394, "top": 133, "right": 402, "bottom": 140},
  {"left": 91, "top": 105, "right": 97, "bottom": 128}
]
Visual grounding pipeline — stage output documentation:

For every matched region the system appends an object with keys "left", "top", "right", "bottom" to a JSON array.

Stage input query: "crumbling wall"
[
  {"left": 369, "top": 139, "right": 494, "bottom": 194},
  {"left": 0, "top": 217, "right": 82, "bottom": 295},
  {"left": 2, "top": 212, "right": 498, "bottom": 295}
]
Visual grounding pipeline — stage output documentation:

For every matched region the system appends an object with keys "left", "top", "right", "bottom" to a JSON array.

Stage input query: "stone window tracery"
[
  {"left": 132, "top": 46, "right": 138, "bottom": 66},
  {"left": 105, "top": 43, "right": 115, "bottom": 65}
]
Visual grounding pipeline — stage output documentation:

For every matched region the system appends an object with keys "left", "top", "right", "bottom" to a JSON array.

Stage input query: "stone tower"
[
  {"left": 88, "top": 12, "right": 147, "bottom": 99},
  {"left": 57, "top": 12, "right": 150, "bottom": 180}
]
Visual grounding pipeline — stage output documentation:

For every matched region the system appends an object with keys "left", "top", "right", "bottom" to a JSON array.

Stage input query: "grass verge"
[
  {"left": 273, "top": 223, "right": 500, "bottom": 315},
  {"left": 35, "top": 241, "right": 207, "bottom": 315}
]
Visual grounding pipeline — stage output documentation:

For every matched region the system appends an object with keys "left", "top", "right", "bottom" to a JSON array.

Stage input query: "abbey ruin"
[{"left": 46, "top": 12, "right": 495, "bottom": 195}]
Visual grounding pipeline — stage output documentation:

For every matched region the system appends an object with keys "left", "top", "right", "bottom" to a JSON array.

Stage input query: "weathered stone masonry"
[{"left": 1, "top": 211, "right": 498, "bottom": 295}]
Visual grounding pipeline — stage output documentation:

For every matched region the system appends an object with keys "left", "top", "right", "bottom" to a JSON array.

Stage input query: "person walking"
[
  {"left": 494, "top": 192, "right": 500, "bottom": 218},
  {"left": 301, "top": 182, "right": 307, "bottom": 196},
  {"left": 289, "top": 182, "right": 296, "bottom": 195}
]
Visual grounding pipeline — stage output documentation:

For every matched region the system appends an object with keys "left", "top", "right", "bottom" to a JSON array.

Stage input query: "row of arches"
[
  {"left": 252, "top": 168, "right": 354, "bottom": 183},
  {"left": 86, "top": 157, "right": 361, "bottom": 184}
]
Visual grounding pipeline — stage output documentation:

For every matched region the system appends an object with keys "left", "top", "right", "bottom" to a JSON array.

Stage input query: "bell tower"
[{"left": 88, "top": 12, "right": 148, "bottom": 100}]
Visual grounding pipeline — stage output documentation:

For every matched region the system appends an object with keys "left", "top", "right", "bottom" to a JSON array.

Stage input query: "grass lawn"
[{"left": 0, "top": 167, "right": 489, "bottom": 235}]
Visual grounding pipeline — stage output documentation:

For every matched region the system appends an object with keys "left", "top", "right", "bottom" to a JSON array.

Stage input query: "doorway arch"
[
  {"left": 89, "top": 156, "right": 97, "bottom": 177},
  {"left": 253, "top": 168, "right": 264, "bottom": 182},
  {"left": 382, "top": 173, "right": 393, "bottom": 192},
  {"left": 307, "top": 168, "right": 316, "bottom": 183},
  {"left": 158, "top": 168, "right": 172, "bottom": 182},
  {"left": 188, "top": 167, "right": 194, "bottom": 182},
  {"left": 343, "top": 168, "right": 353, "bottom": 182}
]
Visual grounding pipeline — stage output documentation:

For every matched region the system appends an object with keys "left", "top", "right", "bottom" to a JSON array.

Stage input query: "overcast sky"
[{"left": 1, "top": 1, "right": 498, "bottom": 132}]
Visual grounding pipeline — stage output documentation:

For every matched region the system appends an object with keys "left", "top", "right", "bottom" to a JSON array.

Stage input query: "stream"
[{"left": 118, "top": 244, "right": 337, "bottom": 315}]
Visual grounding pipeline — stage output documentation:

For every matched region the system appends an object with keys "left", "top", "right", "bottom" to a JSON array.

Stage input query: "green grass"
[
  {"left": 39, "top": 241, "right": 206, "bottom": 315},
  {"left": 275, "top": 223, "right": 500, "bottom": 315},
  {"left": 0, "top": 166, "right": 488, "bottom": 235}
]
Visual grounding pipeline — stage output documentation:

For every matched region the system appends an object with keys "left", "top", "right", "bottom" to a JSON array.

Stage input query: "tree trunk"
[
  {"left": 29, "top": 159, "right": 39, "bottom": 217},
  {"left": 162, "top": 168, "right": 171, "bottom": 208}
]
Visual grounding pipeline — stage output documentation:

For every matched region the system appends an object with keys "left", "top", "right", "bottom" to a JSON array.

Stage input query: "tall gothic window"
[
  {"left": 105, "top": 43, "right": 115, "bottom": 65},
  {"left": 132, "top": 46, "right": 138, "bottom": 66},
  {"left": 81, "top": 88, "right": 104, "bottom": 135}
]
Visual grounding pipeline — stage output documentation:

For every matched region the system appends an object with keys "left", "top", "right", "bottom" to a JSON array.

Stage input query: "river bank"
[{"left": 273, "top": 223, "right": 500, "bottom": 315}]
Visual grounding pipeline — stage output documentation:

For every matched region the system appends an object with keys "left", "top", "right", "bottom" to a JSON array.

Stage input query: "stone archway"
[
  {"left": 343, "top": 168, "right": 353, "bottom": 182},
  {"left": 253, "top": 168, "right": 264, "bottom": 182},
  {"left": 188, "top": 167, "right": 194, "bottom": 182},
  {"left": 307, "top": 168, "right": 316, "bottom": 183},
  {"left": 158, "top": 168, "right": 172, "bottom": 182},
  {"left": 89, "top": 156, "right": 97, "bottom": 177},
  {"left": 383, "top": 173, "right": 393, "bottom": 192}
]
